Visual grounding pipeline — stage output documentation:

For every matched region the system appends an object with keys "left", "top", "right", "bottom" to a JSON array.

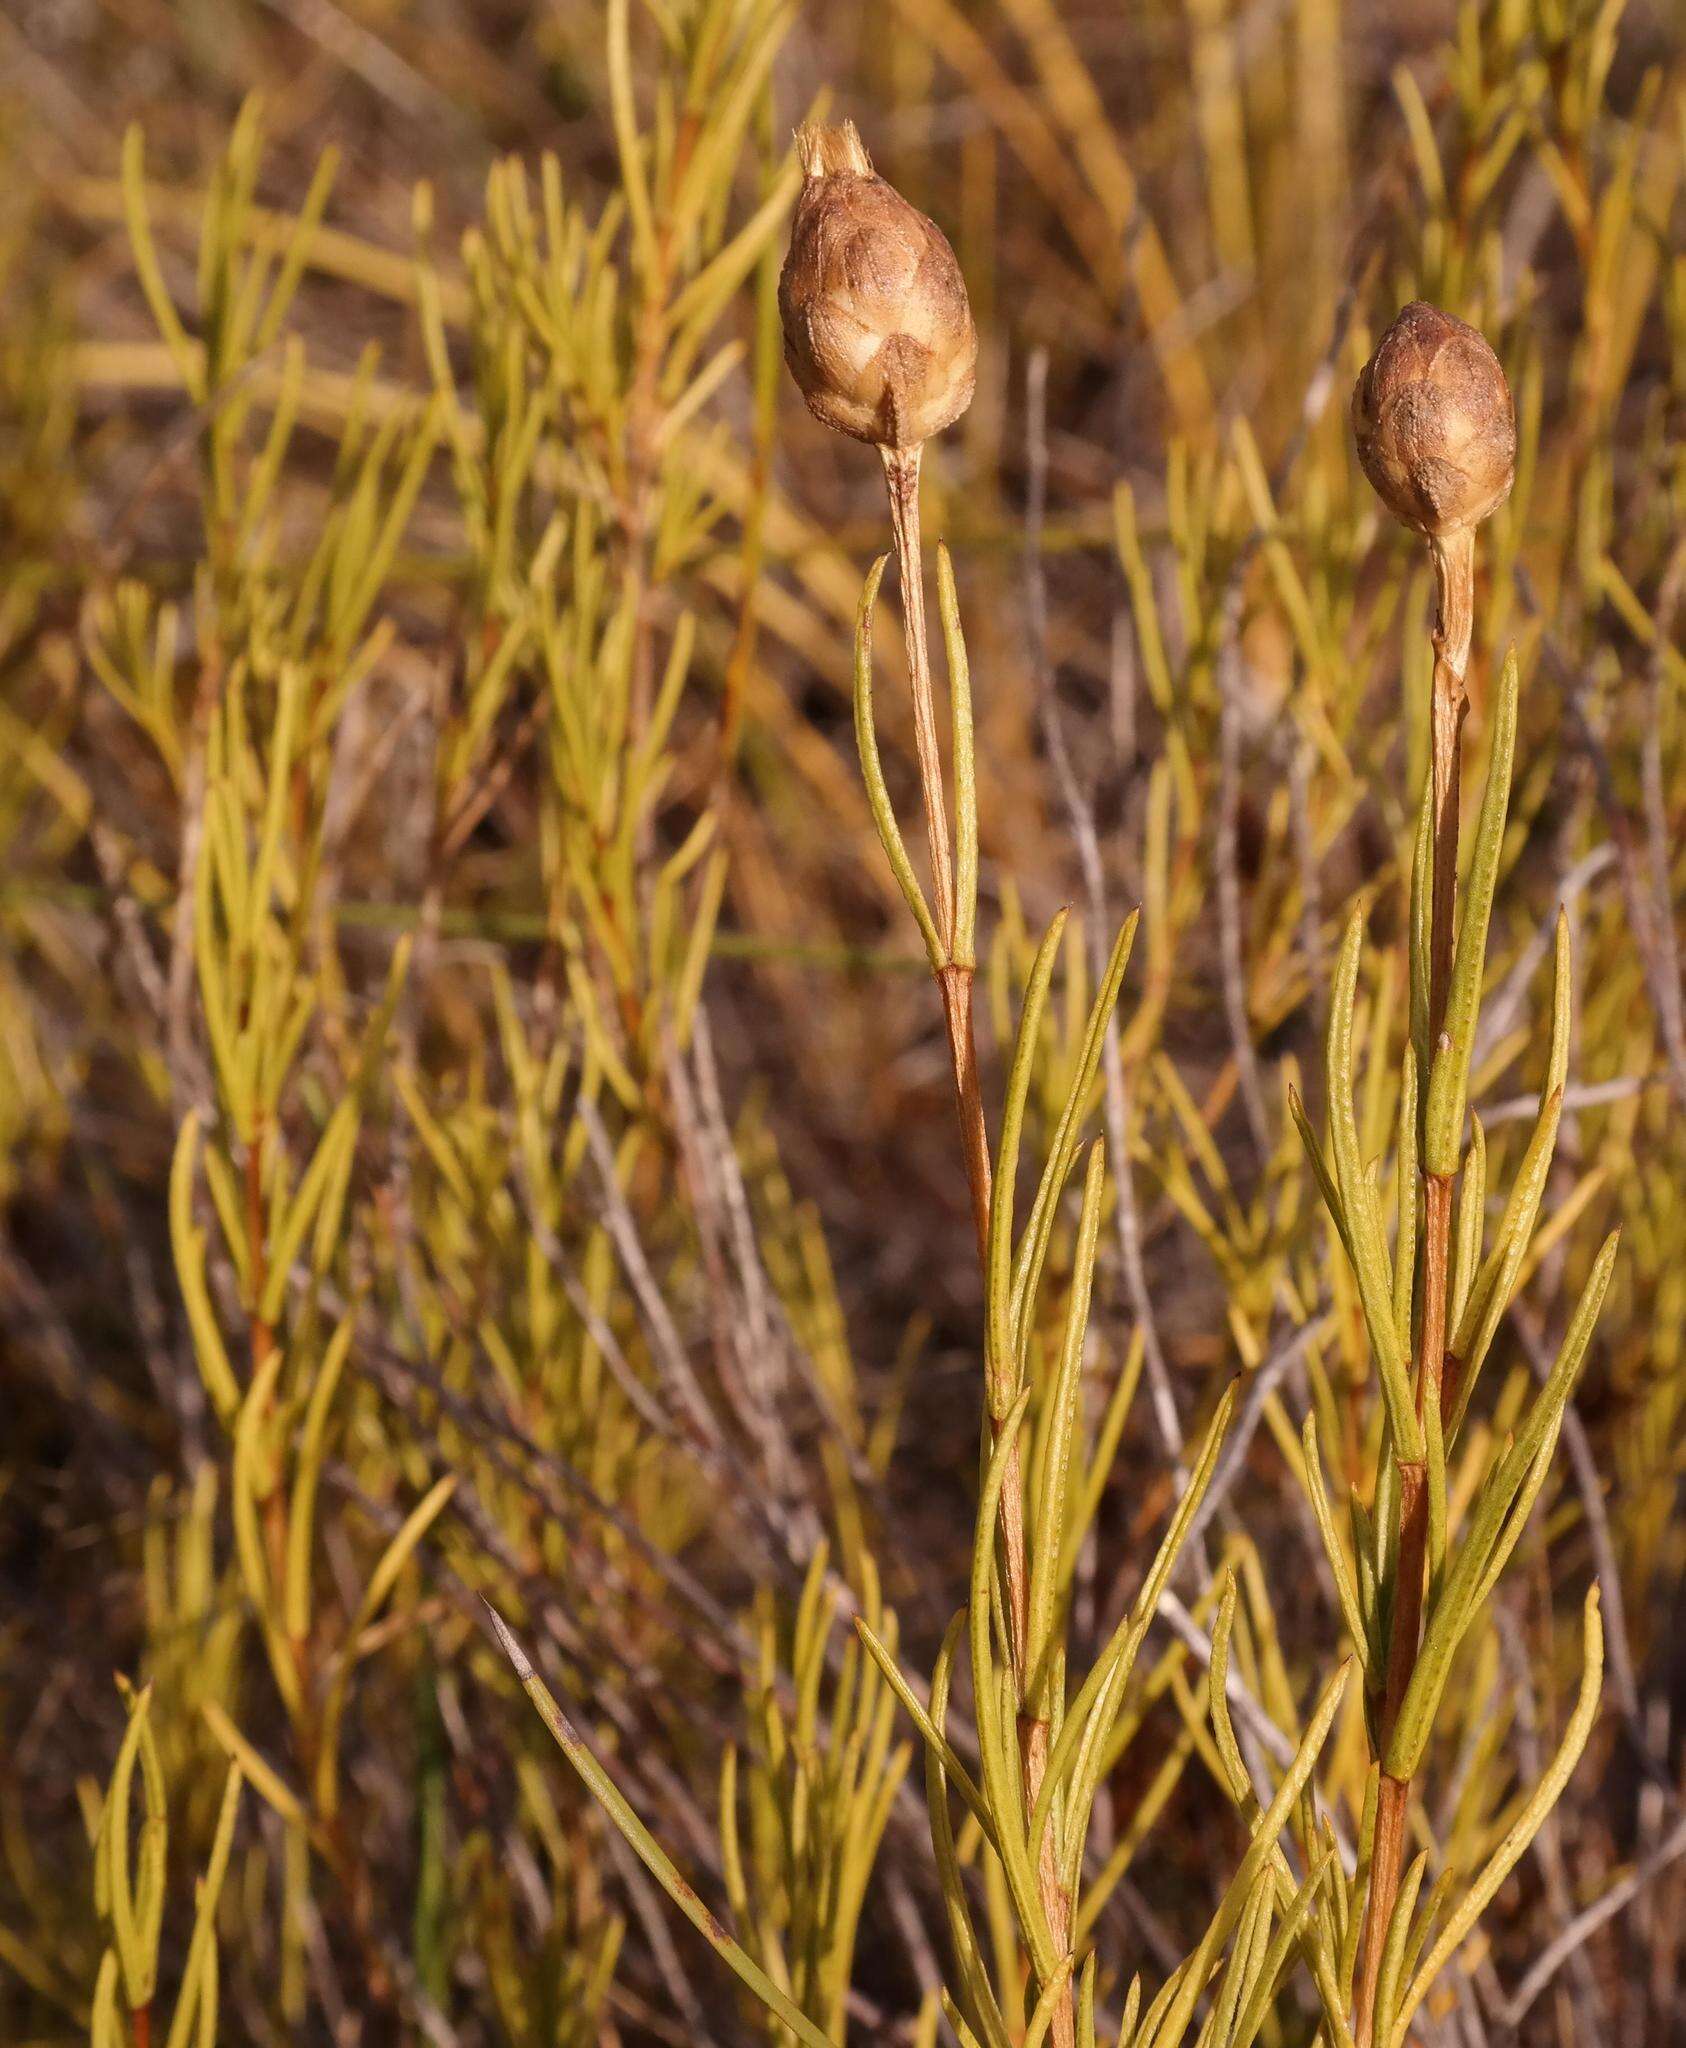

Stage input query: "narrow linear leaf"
[{"left": 485, "top": 1604, "right": 841, "bottom": 2048}]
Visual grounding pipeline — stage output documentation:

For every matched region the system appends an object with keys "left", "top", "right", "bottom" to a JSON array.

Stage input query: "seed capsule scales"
[
  {"left": 1351, "top": 301, "right": 1516, "bottom": 539},
  {"left": 778, "top": 120, "right": 977, "bottom": 453}
]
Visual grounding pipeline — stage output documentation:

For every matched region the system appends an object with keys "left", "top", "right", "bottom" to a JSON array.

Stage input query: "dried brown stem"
[
  {"left": 1352, "top": 526, "right": 1474, "bottom": 2048},
  {"left": 938, "top": 964, "right": 994, "bottom": 1262},
  {"left": 881, "top": 446, "right": 959, "bottom": 956},
  {"left": 1426, "top": 527, "right": 1473, "bottom": 1034}
]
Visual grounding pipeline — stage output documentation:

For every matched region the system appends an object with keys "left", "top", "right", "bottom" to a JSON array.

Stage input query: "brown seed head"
[
  {"left": 1351, "top": 302, "right": 1516, "bottom": 539},
  {"left": 778, "top": 120, "right": 977, "bottom": 452}
]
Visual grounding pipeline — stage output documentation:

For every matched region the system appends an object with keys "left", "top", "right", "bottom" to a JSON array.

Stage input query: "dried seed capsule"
[
  {"left": 778, "top": 120, "right": 977, "bottom": 452},
  {"left": 1351, "top": 302, "right": 1516, "bottom": 538}
]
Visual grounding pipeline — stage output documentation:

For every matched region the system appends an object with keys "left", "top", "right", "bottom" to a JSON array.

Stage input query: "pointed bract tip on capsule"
[
  {"left": 794, "top": 117, "right": 873, "bottom": 179},
  {"left": 1351, "top": 301, "right": 1516, "bottom": 539},
  {"left": 778, "top": 120, "right": 977, "bottom": 454}
]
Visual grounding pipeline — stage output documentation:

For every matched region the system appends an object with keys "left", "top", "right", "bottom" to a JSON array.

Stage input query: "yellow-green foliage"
[{"left": 3, "top": 2, "right": 1686, "bottom": 2046}]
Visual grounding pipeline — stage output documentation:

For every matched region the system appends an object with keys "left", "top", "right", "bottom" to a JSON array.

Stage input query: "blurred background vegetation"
[{"left": 3, "top": 0, "right": 1686, "bottom": 2043}]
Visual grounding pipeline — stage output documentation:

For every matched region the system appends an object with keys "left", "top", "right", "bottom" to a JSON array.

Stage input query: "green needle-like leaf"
[
  {"left": 1026, "top": 1139, "right": 1107, "bottom": 1707},
  {"left": 937, "top": 543, "right": 978, "bottom": 969},
  {"left": 1143, "top": 1658, "right": 1352, "bottom": 2048},
  {"left": 988, "top": 917, "right": 1070, "bottom": 1414},
  {"left": 1424, "top": 648, "right": 1519, "bottom": 1175},
  {"left": 1386, "top": 1589, "right": 1604, "bottom": 2048},
  {"left": 853, "top": 555, "right": 945, "bottom": 971},
  {"left": 485, "top": 1603, "right": 841, "bottom": 2048},
  {"left": 1326, "top": 911, "right": 1422, "bottom": 1460}
]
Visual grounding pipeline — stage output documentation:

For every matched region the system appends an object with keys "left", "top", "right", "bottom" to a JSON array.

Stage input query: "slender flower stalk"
[
  {"left": 1347, "top": 300, "right": 1517, "bottom": 2046},
  {"left": 779, "top": 119, "right": 1073, "bottom": 2044}
]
